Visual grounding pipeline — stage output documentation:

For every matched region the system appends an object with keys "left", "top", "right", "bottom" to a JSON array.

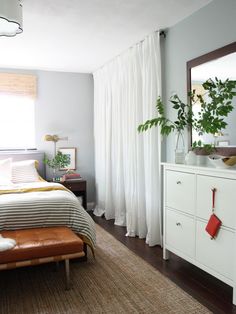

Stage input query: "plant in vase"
[
  {"left": 190, "top": 77, "right": 236, "bottom": 153},
  {"left": 138, "top": 94, "right": 192, "bottom": 164},
  {"left": 138, "top": 77, "right": 236, "bottom": 164},
  {"left": 44, "top": 151, "right": 70, "bottom": 181}
]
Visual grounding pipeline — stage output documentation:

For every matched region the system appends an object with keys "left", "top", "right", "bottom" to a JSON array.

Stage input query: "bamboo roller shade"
[{"left": 0, "top": 73, "right": 37, "bottom": 99}]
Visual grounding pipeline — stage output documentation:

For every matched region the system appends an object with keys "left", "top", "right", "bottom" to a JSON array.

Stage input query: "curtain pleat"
[{"left": 93, "top": 32, "right": 162, "bottom": 246}]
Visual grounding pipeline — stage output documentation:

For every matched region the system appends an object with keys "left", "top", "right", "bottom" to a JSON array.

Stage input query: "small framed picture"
[{"left": 58, "top": 147, "right": 76, "bottom": 170}]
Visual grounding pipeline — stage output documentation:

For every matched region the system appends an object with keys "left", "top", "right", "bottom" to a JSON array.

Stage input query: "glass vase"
[
  {"left": 52, "top": 168, "right": 57, "bottom": 181},
  {"left": 175, "top": 131, "right": 185, "bottom": 164}
]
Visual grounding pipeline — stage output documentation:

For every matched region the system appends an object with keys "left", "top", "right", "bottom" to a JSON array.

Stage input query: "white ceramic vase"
[
  {"left": 185, "top": 151, "right": 196, "bottom": 165},
  {"left": 196, "top": 155, "right": 207, "bottom": 166}
]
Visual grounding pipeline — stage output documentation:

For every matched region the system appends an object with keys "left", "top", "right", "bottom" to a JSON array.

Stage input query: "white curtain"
[{"left": 93, "top": 32, "right": 162, "bottom": 246}]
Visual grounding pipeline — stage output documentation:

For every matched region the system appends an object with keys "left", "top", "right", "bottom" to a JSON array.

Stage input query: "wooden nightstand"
[{"left": 60, "top": 180, "right": 87, "bottom": 209}]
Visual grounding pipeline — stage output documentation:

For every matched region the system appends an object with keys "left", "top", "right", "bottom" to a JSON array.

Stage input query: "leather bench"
[{"left": 0, "top": 227, "right": 85, "bottom": 289}]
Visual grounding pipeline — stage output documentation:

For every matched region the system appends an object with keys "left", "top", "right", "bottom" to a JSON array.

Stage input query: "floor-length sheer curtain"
[{"left": 93, "top": 32, "right": 162, "bottom": 246}]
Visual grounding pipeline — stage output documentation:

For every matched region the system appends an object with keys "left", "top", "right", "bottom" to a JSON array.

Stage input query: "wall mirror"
[{"left": 187, "top": 42, "right": 236, "bottom": 153}]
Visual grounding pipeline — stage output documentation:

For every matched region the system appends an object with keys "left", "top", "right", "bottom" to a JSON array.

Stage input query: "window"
[
  {"left": 0, "top": 95, "right": 35, "bottom": 149},
  {"left": 0, "top": 73, "right": 37, "bottom": 150}
]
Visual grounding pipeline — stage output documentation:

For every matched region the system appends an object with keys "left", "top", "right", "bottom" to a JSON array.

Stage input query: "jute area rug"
[{"left": 0, "top": 225, "right": 211, "bottom": 314}]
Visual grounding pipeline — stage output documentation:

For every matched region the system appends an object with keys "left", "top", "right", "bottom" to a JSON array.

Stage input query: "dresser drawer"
[
  {"left": 166, "top": 170, "right": 195, "bottom": 214},
  {"left": 196, "top": 220, "right": 234, "bottom": 280},
  {"left": 166, "top": 209, "right": 195, "bottom": 258},
  {"left": 196, "top": 175, "right": 236, "bottom": 229}
]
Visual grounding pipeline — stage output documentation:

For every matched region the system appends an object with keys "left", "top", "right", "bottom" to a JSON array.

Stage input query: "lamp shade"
[
  {"left": 44, "top": 134, "right": 59, "bottom": 142},
  {"left": 0, "top": 0, "right": 23, "bottom": 37}
]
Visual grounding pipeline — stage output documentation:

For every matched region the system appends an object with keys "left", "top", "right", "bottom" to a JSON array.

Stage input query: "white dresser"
[{"left": 162, "top": 163, "right": 236, "bottom": 304}]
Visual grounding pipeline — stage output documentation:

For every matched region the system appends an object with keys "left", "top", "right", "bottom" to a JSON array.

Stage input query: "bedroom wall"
[
  {"left": 0, "top": 68, "right": 95, "bottom": 202},
  {"left": 163, "top": 0, "right": 236, "bottom": 162}
]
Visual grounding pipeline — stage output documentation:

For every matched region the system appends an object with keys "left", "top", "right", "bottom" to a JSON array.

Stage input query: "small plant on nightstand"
[{"left": 44, "top": 151, "right": 70, "bottom": 181}]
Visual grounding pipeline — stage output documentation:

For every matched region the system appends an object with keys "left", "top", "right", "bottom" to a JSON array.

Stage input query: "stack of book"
[{"left": 62, "top": 173, "right": 81, "bottom": 181}]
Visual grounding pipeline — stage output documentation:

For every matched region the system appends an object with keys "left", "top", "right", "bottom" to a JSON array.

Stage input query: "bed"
[{"left": 0, "top": 151, "right": 96, "bottom": 251}]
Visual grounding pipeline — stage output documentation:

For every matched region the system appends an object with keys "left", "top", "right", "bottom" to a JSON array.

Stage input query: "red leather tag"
[{"left": 205, "top": 214, "right": 222, "bottom": 238}]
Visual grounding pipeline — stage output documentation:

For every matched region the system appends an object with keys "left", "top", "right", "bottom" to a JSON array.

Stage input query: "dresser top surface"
[{"left": 161, "top": 162, "right": 236, "bottom": 178}]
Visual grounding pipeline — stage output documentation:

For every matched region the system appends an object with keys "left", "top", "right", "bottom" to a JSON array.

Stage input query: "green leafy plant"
[
  {"left": 44, "top": 151, "right": 70, "bottom": 170},
  {"left": 138, "top": 78, "right": 236, "bottom": 152},
  {"left": 191, "top": 141, "right": 215, "bottom": 154},
  {"left": 137, "top": 95, "right": 192, "bottom": 135},
  {"left": 190, "top": 78, "right": 236, "bottom": 136}
]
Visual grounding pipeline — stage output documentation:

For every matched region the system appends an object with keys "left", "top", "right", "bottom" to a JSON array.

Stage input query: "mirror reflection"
[{"left": 189, "top": 44, "right": 236, "bottom": 147}]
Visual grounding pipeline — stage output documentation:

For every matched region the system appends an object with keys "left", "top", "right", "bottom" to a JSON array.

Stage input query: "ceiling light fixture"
[{"left": 0, "top": 0, "right": 23, "bottom": 37}]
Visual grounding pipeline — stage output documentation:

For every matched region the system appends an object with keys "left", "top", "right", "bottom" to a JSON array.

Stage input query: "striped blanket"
[{"left": 0, "top": 182, "right": 96, "bottom": 250}]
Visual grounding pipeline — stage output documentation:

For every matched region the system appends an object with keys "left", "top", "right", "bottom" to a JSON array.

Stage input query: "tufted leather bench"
[{"left": 0, "top": 227, "right": 85, "bottom": 289}]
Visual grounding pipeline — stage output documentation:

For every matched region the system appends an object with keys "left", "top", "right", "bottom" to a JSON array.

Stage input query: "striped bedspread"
[{"left": 0, "top": 182, "right": 96, "bottom": 250}]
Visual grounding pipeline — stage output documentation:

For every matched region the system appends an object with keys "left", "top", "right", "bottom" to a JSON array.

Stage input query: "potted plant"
[
  {"left": 44, "top": 151, "right": 70, "bottom": 181},
  {"left": 138, "top": 77, "right": 236, "bottom": 162},
  {"left": 190, "top": 77, "right": 236, "bottom": 154},
  {"left": 138, "top": 94, "right": 192, "bottom": 163}
]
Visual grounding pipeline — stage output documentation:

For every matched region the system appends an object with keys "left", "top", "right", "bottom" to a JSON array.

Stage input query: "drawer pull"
[
  {"left": 176, "top": 222, "right": 181, "bottom": 226},
  {"left": 176, "top": 181, "right": 181, "bottom": 185},
  {"left": 211, "top": 187, "right": 217, "bottom": 213}
]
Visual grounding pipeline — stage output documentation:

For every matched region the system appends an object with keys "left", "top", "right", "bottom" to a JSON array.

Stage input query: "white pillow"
[
  {"left": 0, "top": 158, "right": 12, "bottom": 185},
  {"left": 12, "top": 160, "right": 40, "bottom": 183}
]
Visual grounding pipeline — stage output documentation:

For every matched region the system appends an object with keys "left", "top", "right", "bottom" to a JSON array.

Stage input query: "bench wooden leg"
[{"left": 65, "top": 259, "right": 70, "bottom": 290}]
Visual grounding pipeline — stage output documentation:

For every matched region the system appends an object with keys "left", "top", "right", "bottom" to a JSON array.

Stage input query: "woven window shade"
[{"left": 0, "top": 73, "right": 37, "bottom": 99}]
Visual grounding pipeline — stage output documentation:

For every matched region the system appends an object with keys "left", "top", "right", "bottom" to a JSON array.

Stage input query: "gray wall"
[
  {"left": 163, "top": 0, "right": 236, "bottom": 162},
  {"left": 0, "top": 68, "right": 95, "bottom": 202}
]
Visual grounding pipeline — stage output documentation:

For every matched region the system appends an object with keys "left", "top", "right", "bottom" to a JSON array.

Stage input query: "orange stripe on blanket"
[{"left": 0, "top": 185, "right": 69, "bottom": 195}]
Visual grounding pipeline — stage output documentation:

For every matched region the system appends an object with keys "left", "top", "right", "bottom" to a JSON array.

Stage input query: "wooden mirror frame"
[{"left": 186, "top": 41, "right": 236, "bottom": 156}]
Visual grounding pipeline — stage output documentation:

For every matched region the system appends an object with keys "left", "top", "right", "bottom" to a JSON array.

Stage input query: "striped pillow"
[
  {"left": 0, "top": 158, "right": 12, "bottom": 185},
  {"left": 12, "top": 160, "right": 40, "bottom": 183}
]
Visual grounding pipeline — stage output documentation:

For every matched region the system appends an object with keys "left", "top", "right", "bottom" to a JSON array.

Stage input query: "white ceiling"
[{"left": 0, "top": 0, "right": 212, "bottom": 73}]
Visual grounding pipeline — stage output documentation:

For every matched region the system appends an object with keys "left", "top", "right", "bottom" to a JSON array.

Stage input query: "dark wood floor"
[{"left": 93, "top": 214, "right": 236, "bottom": 314}]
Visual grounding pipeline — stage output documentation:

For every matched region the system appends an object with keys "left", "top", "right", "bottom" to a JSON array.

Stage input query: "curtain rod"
[
  {"left": 160, "top": 30, "right": 166, "bottom": 38},
  {"left": 94, "top": 29, "right": 167, "bottom": 74}
]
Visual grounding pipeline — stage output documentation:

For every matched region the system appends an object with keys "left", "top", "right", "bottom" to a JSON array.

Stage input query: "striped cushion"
[{"left": 12, "top": 160, "right": 40, "bottom": 183}]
